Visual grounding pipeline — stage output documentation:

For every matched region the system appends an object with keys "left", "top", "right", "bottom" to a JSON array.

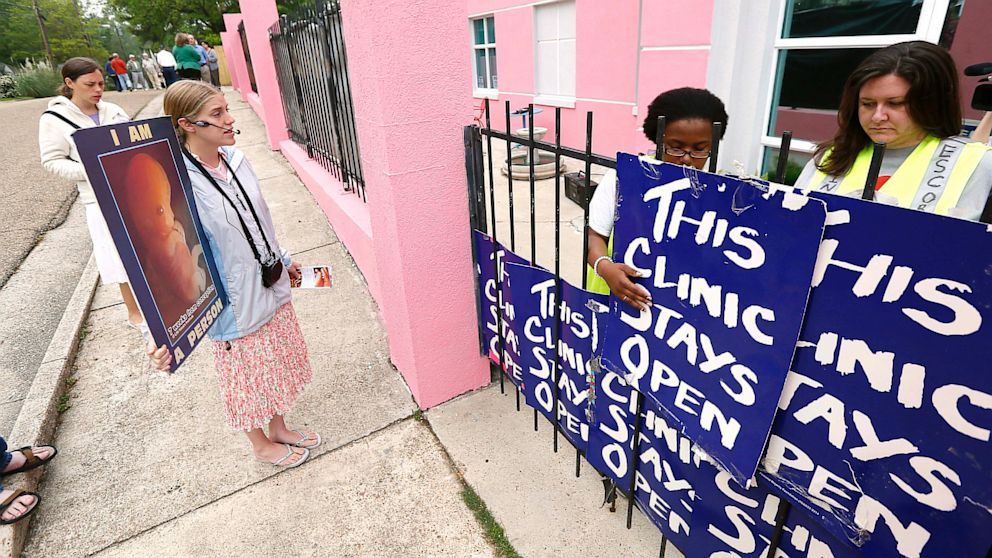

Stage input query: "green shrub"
[
  {"left": 15, "top": 62, "right": 62, "bottom": 98},
  {"left": 0, "top": 75, "right": 17, "bottom": 99}
]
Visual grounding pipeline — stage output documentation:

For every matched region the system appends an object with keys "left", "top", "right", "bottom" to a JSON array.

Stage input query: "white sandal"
[
  {"left": 259, "top": 444, "right": 309, "bottom": 469},
  {"left": 289, "top": 430, "right": 321, "bottom": 450}
]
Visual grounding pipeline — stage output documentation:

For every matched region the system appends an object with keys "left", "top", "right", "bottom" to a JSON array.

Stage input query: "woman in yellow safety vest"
[
  {"left": 585, "top": 87, "right": 728, "bottom": 308},
  {"left": 796, "top": 41, "right": 992, "bottom": 220}
]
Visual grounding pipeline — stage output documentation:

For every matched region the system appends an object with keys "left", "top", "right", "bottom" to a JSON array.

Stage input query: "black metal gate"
[
  {"left": 238, "top": 21, "right": 258, "bottom": 94},
  {"left": 462, "top": 103, "right": 803, "bottom": 558},
  {"left": 270, "top": 0, "right": 365, "bottom": 202}
]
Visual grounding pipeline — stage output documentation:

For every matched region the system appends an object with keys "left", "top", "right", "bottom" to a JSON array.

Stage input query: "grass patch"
[
  {"left": 77, "top": 322, "right": 90, "bottom": 343},
  {"left": 56, "top": 393, "right": 71, "bottom": 414},
  {"left": 461, "top": 483, "right": 521, "bottom": 558},
  {"left": 413, "top": 408, "right": 424, "bottom": 422}
]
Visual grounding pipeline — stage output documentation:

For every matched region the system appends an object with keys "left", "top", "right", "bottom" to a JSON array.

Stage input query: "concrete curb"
[{"left": 0, "top": 255, "right": 99, "bottom": 558}]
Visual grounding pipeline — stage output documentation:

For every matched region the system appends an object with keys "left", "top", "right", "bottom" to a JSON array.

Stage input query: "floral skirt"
[{"left": 212, "top": 303, "right": 313, "bottom": 431}]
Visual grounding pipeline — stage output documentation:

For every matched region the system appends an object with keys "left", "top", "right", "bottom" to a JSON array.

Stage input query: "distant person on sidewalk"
[
  {"left": 201, "top": 41, "right": 220, "bottom": 88},
  {"left": 126, "top": 54, "right": 147, "bottom": 90},
  {"left": 104, "top": 56, "right": 120, "bottom": 91},
  {"left": 189, "top": 34, "right": 212, "bottom": 84},
  {"left": 156, "top": 46, "right": 178, "bottom": 86},
  {"left": 110, "top": 54, "right": 131, "bottom": 91},
  {"left": 151, "top": 80, "right": 320, "bottom": 469},
  {"left": 142, "top": 52, "right": 164, "bottom": 89},
  {"left": 38, "top": 57, "right": 149, "bottom": 338},
  {"left": 173, "top": 34, "right": 202, "bottom": 81},
  {"left": 0, "top": 435, "right": 58, "bottom": 525}
]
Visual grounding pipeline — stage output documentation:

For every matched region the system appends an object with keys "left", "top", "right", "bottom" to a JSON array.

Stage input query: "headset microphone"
[{"left": 192, "top": 120, "right": 241, "bottom": 134}]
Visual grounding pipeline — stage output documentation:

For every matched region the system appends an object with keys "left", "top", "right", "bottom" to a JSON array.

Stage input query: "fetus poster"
[{"left": 74, "top": 117, "right": 225, "bottom": 372}]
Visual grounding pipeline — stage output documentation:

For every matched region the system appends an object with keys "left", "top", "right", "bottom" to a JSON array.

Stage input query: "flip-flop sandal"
[
  {"left": 2, "top": 446, "right": 58, "bottom": 477},
  {"left": 257, "top": 445, "right": 309, "bottom": 469},
  {"left": 0, "top": 490, "right": 40, "bottom": 525},
  {"left": 288, "top": 430, "right": 321, "bottom": 450}
]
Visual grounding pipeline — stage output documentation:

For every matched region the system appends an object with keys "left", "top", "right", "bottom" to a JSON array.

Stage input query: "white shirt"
[
  {"left": 588, "top": 169, "right": 619, "bottom": 237},
  {"left": 156, "top": 49, "right": 177, "bottom": 68},
  {"left": 588, "top": 155, "right": 660, "bottom": 237}
]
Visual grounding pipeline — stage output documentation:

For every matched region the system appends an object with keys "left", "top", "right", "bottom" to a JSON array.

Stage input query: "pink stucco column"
[
  {"left": 220, "top": 13, "right": 245, "bottom": 93},
  {"left": 237, "top": 1, "right": 289, "bottom": 149},
  {"left": 341, "top": 0, "right": 489, "bottom": 408}
]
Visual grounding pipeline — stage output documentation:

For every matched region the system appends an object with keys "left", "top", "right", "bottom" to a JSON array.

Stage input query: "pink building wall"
[
  {"left": 469, "top": 0, "right": 714, "bottom": 157},
  {"left": 223, "top": 0, "right": 489, "bottom": 410},
  {"left": 237, "top": 1, "right": 289, "bottom": 149}
]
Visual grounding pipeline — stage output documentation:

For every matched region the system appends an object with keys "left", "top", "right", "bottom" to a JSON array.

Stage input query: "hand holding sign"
[{"left": 598, "top": 260, "right": 652, "bottom": 311}]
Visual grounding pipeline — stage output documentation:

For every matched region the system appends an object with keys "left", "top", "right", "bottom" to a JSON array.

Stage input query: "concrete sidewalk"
[
  {"left": 16, "top": 89, "right": 671, "bottom": 557},
  {"left": 18, "top": 91, "right": 490, "bottom": 557}
]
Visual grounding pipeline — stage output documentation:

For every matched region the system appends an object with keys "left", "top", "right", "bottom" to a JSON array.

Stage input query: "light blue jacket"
[{"left": 183, "top": 146, "right": 292, "bottom": 341}]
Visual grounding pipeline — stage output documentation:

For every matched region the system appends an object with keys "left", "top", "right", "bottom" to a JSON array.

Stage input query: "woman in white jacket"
[
  {"left": 38, "top": 57, "right": 146, "bottom": 333},
  {"left": 150, "top": 80, "right": 319, "bottom": 468}
]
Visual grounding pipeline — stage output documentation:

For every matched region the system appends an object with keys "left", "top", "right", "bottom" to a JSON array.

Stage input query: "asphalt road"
[{"left": 0, "top": 89, "right": 161, "bottom": 288}]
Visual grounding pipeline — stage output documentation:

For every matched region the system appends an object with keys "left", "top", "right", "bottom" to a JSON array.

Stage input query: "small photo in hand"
[{"left": 291, "top": 265, "right": 332, "bottom": 289}]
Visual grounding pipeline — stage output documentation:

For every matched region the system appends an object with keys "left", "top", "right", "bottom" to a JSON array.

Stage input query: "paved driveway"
[{"left": 0, "top": 90, "right": 160, "bottom": 287}]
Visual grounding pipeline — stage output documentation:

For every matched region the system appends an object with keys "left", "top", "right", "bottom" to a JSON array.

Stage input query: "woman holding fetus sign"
[
  {"left": 150, "top": 81, "right": 319, "bottom": 469},
  {"left": 38, "top": 57, "right": 149, "bottom": 338}
]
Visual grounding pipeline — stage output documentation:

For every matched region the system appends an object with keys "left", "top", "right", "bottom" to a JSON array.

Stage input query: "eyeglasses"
[{"left": 662, "top": 146, "right": 711, "bottom": 159}]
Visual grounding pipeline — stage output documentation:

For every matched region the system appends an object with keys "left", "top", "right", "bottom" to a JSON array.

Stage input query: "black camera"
[
  {"left": 261, "top": 259, "right": 284, "bottom": 288},
  {"left": 964, "top": 62, "right": 992, "bottom": 111}
]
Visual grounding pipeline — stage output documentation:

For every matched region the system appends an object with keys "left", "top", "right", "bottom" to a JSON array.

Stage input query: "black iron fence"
[
  {"left": 269, "top": 0, "right": 365, "bottom": 202},
  {"left": 463, "top": 101, "right": 799, "bottom": 558},
  {"left": 238, "top": 21, "right": 258, "bottom": 94}
]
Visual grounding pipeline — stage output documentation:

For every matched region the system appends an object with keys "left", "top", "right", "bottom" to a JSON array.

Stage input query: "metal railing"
[
  {"left": 238, "top": 21, "right": 258, "bottom": 94},
  {"left": 270, "top": 0, "right": 365, "bottom": 202},
  {"left": 463, "top": 102, "right": 797, "bottom": 558}
]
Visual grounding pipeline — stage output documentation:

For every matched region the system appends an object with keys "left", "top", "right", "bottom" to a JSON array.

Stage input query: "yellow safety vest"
[
  {"left": 585, "top": 235, "right": 612, "bottom": 295},
  {"left": 806, "top": 136, "right": 990, "bottom": 215}
]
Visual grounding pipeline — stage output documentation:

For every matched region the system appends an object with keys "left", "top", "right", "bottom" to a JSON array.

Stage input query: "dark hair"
[
  {"left": 58, "top": 57, "right": 102, "bottom": 98},
  {"left": 815, "top": 40, "right": 961, "bottom": 176},
  {"left": 642, "top": 87, "right": 729, "bottom": 142}
]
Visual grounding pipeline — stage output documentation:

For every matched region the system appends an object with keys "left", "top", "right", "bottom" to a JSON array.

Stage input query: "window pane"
[
  {"left": 473, "top": 19, "right": 486, "bottom": 45},
  {"left": 475, "top": 49, "right": 488, "bottom": 89},
  {"left": 782, "top": 0, "right": 921, "bottom": 38},
  {"left": 559, "top": 39, "right": 576, "bottom": 97},
  {"left": 486, "top": 16, "right": 495, "bottom": 44},
  {"left": 488, "top": 48, "right": 497, "bottom": 89},
  {"left": 535, "top": 5, "right": 557, "bottom": 41},
  {"left": 558, "top": 0, "right": 576, "bottom": 39},
  {"left": 767, "top": 48, "right": 878, "bottom": 143},
  {"left": 536, "top": 42, "right": 558, "bottom": 95}
]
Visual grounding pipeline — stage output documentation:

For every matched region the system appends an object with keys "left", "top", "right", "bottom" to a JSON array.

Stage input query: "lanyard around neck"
[{"left": 183, "top": 149, "right": 276, "bottom": 265}]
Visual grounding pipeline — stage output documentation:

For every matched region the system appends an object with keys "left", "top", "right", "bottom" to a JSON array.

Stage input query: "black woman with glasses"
[{"left": 585, "top": 87, "right": 729, "bottom": 306}]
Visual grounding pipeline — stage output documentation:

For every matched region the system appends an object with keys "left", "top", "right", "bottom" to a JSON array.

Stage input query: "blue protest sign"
[
  {"left": 587, "top": 366, "right": 860, "bottom": 557},
  {"left": 760, "top": 194, "right": 992, "bottom": 558},
  {"left": 599, "top": 155, "right": 827, "bottom": 483},
  {"left": 73, "top": 117, "right": 225, "bottom": 372},
  {"left": 505, "top": 262, "right": 609, "bottom": 450},
  {"left": 473, "top": 230, "right": 529, "bottom": 386}
]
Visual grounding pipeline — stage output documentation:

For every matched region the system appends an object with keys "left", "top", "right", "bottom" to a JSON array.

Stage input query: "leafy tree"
[
  {"left": 107, "top": 0, "right": 237, "bottom": 48},
  {"left": 0, "top": 1, "right": 145, "bottom": 67}
]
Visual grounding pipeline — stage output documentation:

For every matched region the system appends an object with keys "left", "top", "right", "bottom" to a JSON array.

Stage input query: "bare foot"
[
  {"left": 3, "top": 446, "right": 55, "bottom": 474},
  {"left": 253, "top": 443, "right": 307, "bottom": 468},
  {"left": 269, "top": 427, "right": 321, "bottom": 450},
  {"left": 0, "top": 490, "right": 38, "bottom": 524}
]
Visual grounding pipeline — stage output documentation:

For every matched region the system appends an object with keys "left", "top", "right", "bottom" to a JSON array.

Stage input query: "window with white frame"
[
  {"left": 534, "top": 0, "right": 576, "bottom": 104},
  {"left": 760, "top": 0, "right": 961, "bottom": 183},
  {"left": 472, "top": 16, "right": 497, "bottom": 92}
]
